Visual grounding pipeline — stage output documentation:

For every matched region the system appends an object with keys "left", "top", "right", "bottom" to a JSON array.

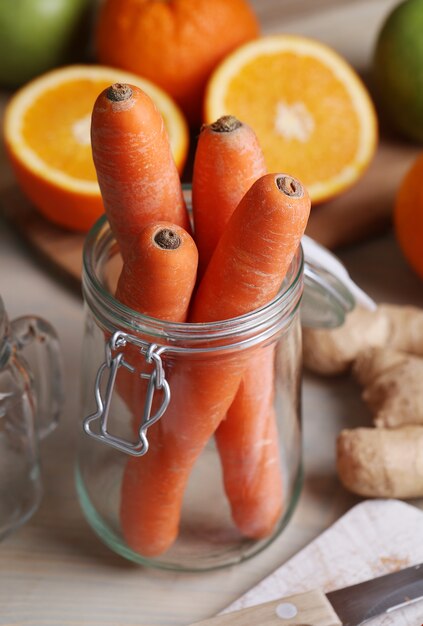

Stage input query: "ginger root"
[
  {"left": 336, "top": 346, "right": 423, "bottom": 498},
  {"left": 303, "top": 303, "right": 423, "bottom": 375},
  {"left": 353, "top": 347, "right": 423, "bottom": 428},
  {"left": 304, "top": 300, "right": 423, "bottom": 498},
  {"left": 302, "top": 306, "right": 389, "bottom": 375},
  {"left": 378, "top": 303, "right": 423, "bottom": 354},
  {"left": 337, "top": 426, "right": 423, "bottom": 499}
]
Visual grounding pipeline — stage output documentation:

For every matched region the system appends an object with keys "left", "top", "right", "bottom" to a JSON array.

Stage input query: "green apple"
[
  {"left": 0, "top": 0, "right": 91, "bottom": 87},
  {"left": 373, "top": 0, "right": 423, "bottom": 142}
]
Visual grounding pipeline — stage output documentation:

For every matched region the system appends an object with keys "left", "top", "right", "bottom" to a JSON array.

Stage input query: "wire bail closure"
[{"left": 83, "top": 331, "right": 170, "bottom": 456}]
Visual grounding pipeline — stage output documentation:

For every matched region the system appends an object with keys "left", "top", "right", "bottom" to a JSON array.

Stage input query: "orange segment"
[
  {"left": 4, "top": 65, "right": 189, "bottom": 231},
  {"left": 205, "top": 35, "right": 377, "bottom": 203}
]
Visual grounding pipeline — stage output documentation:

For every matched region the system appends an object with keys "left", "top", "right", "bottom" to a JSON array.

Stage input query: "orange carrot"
[
  {"left": 114, "top": 222, "right": 198, "bottom": 420},
  {"left": 192, "top": 114, "right": 282, "bottom": 538},
  {"left": 192, "top": 174, "right": 310, "bottom": 538},
  {"left": 192, "top": 115, "right": 266, "bottom": 277},
  {"left": 214, "top": 344, "right": 283, "bottom": 538},
  {"left": 120, "top": 173, "right": 310, "bottom": 556},
  {"left": 91, "top": 83, "right": 190, "bottom": 260},
  {"left": 116, "top": 222, "right": 198, "bottom": 321}
]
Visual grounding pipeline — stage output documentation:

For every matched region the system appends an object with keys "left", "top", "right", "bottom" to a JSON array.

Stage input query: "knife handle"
[{"left": 190, "top": 590, "right": 342, "bottom": 626}]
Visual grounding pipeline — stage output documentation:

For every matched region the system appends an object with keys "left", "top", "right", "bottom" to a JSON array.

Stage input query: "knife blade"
[{"left": 190, "top": 563, "right": 423, "bottom": 626}]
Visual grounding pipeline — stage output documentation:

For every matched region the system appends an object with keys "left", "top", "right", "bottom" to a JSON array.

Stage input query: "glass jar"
[
  {"left": 77, "top": 212, "right": 356, "bottom": 571},
  {"left": 0, "top": 296, "right": 63, "bottom": 540}
]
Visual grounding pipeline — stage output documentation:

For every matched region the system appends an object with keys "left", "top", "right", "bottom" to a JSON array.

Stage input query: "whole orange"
[
  {"left": 394, "top": 153, "right": 423, "bottom": 279},
  {"left": 95, "top": 0, "right": 259, "bottom": 125}
]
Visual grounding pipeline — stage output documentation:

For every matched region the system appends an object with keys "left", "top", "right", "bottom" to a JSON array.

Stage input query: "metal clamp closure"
[{"left": 83, "top": 331, "right": 170, "bottom": 456}]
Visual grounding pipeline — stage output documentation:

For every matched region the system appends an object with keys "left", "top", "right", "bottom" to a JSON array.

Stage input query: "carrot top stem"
[
  {"left": 277, "top": 175, "right": 304, "bottom": 197},
  {"left": 106, "top": 83, "right": 133, "bottom": 101},
  {"left": 154, "top": 228, "right": 181, "bottom": 250},
  {"left": 209, "top": 115, "right": 242, "bottom": 133}
]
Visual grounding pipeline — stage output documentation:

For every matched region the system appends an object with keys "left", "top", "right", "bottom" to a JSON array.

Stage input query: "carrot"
[
  {"left": 214, "top": 343, "right": 283, "bottom": 538},
  {"left": 113, "top": 226, "right": 196, "bottom": 558},
  {"left": 116, "top": 221, "right": 198, "bottom": 321},
  {"left": 120, "top": 173, "right": 310, "bottom": 556},
  {"left": 91, "top": 83, "right": 190, "bottom": 260},
  {"left": 114, "top": 221, "right": 198, "bottom": 421},
  {"left": 192, "top": 114, "right": 282, "bottom": 538},
  {"left": 192, "top": 115, "right": 266, "bottom": 278},
  {"left": 193, "top": 173, "right": 309, "bottom": 538}
]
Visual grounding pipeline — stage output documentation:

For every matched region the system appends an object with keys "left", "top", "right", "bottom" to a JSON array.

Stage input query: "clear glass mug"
[
  {"left": 0, "top": 297, "right": 64, "bottom": 540},
  {"left": 76, "top": 209, "right": 352, "bottom": 571}
]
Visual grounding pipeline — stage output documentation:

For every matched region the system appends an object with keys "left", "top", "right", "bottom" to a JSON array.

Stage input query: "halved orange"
[
  {"left": 4, "top": 65, "right": 189, "bottom": 231},
  {"left": 205, "top": 35, "right": 377, "bottom": 203}
]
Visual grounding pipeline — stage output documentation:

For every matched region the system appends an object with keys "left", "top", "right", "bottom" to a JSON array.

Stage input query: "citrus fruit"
[
  {"left": 394, "top": 153, "right": 423, "bottom": 279},
  {"left": 95, "top": 0, "right": 259, "bottom": 125},
  {"left": 205, "top": 35, "right": 378, "bottom": 204},
  {"left": 0, "top": 0, "right": 90, "bottom": 86},
  {"left": 4, "top": 65, "right": 189, "bottom": 232},
  {"left": 372, "top": 0, "right": 423, "bottom": 143}
]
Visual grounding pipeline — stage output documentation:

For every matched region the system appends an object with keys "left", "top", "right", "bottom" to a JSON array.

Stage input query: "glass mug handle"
[{"left": 10, "top": 316, "right": 64, "bottom": 438}]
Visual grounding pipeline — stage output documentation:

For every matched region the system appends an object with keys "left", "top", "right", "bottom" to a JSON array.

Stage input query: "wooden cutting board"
[
  {"left": 222, "top": 499, "right": 423, "bottom": 626},
  {"left": 0, "top": 0, "right": 421, "bottom": 286}
]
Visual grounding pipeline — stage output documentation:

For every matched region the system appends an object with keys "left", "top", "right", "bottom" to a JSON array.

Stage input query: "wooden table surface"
[{"left": 1, "top": 1, "right": 423, "bottom": 625}]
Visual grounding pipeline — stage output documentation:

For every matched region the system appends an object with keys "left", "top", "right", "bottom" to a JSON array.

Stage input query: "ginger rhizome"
[
  {"left": 353, "top": 347, "right": 423, "bottom": 429},
  {"left": 303, "top": 304, "right": 423, "bottom": 375},
  {"left": 337, "top": 426, "right": 423, "bottom": 499},
  {"left": 303, "top": 302, "right": 423, "bottom": 499}
]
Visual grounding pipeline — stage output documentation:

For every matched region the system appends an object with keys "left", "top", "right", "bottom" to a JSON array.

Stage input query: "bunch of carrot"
[{"left": 91, "top": 83, "right": 311, "bottom": 557}]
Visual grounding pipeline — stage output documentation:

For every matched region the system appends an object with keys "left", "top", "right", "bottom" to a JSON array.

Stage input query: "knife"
[{"left": 190, "top": 563, "right": 423, "bottom": 626}]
